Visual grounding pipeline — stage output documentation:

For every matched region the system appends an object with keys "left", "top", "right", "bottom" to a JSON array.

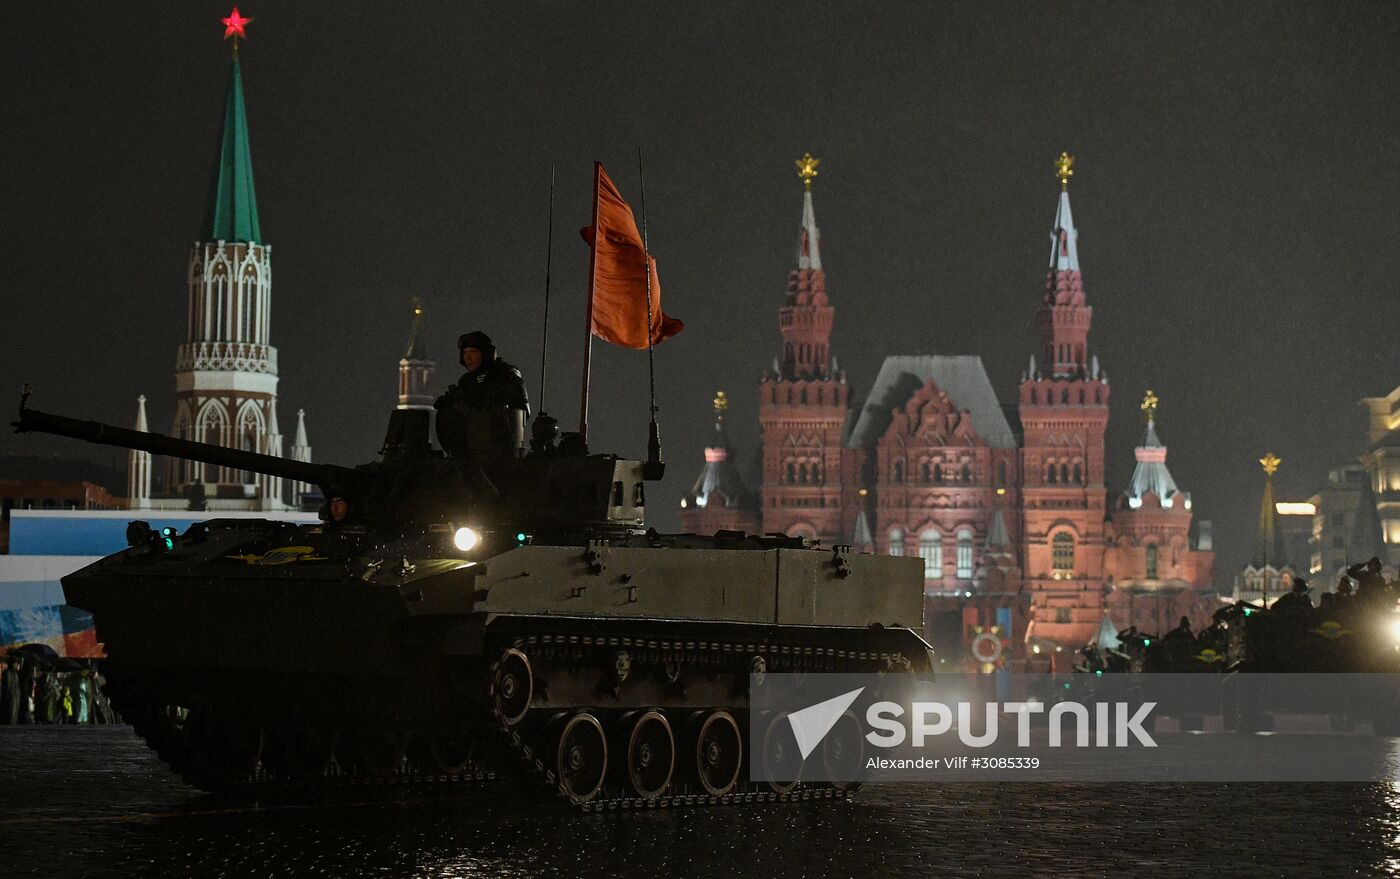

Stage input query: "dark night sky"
[{"left": 4, "top": 2, "right": 1400, "bottom": 585}]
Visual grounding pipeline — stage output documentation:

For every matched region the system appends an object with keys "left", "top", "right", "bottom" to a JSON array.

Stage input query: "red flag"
[{"left": 581, "top": 163, "right": 684, "bottom": 349}]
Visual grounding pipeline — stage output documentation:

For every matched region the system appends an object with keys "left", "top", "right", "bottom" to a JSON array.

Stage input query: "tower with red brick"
[
  {"left": 758, "top": 155, "right": 851, "bottom": 542},
  {"left": 1018, "top": 153, "right": 1111, "bottom": 648},
  {"left": 680, "top": 392, "right": 761, "bottom": 535},
  {"left": 1103, "top": 391, "right": 1217, "bottom": 634}
]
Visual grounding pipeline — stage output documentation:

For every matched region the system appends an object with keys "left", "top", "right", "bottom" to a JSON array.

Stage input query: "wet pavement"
[{"left": 2, "top": 726, "right": 1399, "bottom": 877}]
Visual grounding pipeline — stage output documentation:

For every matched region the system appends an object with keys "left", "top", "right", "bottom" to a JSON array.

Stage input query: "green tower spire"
[{"left": 207, "top": 57, "right": 261, "bottom": 244}]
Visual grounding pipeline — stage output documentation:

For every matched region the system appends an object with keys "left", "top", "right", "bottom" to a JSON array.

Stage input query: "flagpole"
[
  {"left": 637, "top": 148, "right": 664, "bottom": 478},
  {"left": 539, "top": 164, "right": 555, "bottom": 413},
  {"left": 579, "top": 162, "right": 602, "bottom": 443}
]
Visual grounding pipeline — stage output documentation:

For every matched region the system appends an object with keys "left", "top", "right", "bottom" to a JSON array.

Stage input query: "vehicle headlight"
[{"left": 453, "top": 527, "right": 480, "bottom": 553}]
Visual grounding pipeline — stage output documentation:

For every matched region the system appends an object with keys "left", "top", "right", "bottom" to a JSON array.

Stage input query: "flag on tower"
[{"left": 580, "top": 163, "right": 684, "bottom": 349}]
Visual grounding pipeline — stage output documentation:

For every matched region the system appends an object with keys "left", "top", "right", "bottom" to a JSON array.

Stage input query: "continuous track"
[{"left": 117, "top": 625, "right": 914, "bottom": 811}]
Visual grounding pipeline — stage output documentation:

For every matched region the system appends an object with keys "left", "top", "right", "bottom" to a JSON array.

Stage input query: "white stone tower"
[
  {"left": 127, "top": 395, "right": 152, "bottom": 507},
  {"left": 165, "top": 44, "right": 304, "bottom": 510}
]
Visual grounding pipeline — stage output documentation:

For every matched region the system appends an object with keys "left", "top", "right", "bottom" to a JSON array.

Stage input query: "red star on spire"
[{"left": 222, "top": 7, "right": 253, "bottom": 41}]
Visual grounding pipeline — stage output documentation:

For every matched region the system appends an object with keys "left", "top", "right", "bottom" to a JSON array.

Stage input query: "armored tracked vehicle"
[{"left": 14, "top": 394, "right": 930, "bottom": 809}]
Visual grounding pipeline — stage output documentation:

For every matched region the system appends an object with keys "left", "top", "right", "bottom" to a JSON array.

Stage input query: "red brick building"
[
  {"left": 1103, "top": 403, "right": 1217, "bottom": 635},
  {"left": 680, "top": 154, "right": 1215, "bottom": 669}
]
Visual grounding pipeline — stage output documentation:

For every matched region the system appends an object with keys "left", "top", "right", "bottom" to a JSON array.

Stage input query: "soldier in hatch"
[{"left": 434, "top": 331, "right": 530, "bottom": 463}]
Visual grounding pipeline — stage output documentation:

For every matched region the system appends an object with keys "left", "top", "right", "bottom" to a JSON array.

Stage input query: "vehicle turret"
[{"left": 12, "top": 390, "right": 646, "bottom": 533}]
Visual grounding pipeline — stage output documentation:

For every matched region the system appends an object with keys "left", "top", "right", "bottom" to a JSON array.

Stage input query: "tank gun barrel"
[{"left": 13, "top": 393, "right": 355, "bottom": 489}]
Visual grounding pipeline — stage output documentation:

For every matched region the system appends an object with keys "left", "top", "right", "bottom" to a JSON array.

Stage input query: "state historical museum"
[{"left": 681, "top": 154, "right": 1215, "bottom": 671}]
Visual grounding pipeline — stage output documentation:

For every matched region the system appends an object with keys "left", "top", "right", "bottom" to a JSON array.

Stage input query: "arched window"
[
  {"left": 798, "top": 463, "right": 809, "bottom": 484},
  {"left": 1030, "top": 388, "right": 1038, "bottom": 404},
  {"left": 1047, "top": 462, "right": 1057, "bottom": 484},
  {"left": 1052, "top": 533, "right": 1075, "bottom": 576},
  {"left": 956, "top": 530, "right": 974, "bottom": 579},
  {"left": 892, "top": 460, "right": 904, "bottom": 484},
  {"left": 1061, "top": 388, "right": 1070, "bottom": 404},
  {"left": 812, "top": 462, "right": 822, "bottom": 484},
  {"left": 888, "top": 529, "right": 905, "bottom": 557},
  {"left": 786, "top": 462, "right": 796, "bottom": 484},
  {"left": 919, "top": 530, "right": 942, "bottom": 580},
  {"left": 800, "top": 388, "right": 808, "bottom": 405},
  {"left": 242, "top": 269, "right": 259, "bottom": 341},
  {"left": 960, "top": 462, "right": 972, "bottom": 483},
  {"left": 1146, "top": 544, "right": 1159, "bottom": 579},
  {"left": 934, "top": 463, "right": 944, "bottom": 484},
  {"left": 997, "top": 461, "right": 1008, "bottom": 485},
  {"left": 1073, "top": 463, "right": 1083, "bottom": 484},
  {"left": 817, "top": 387, "right": 824, "bottom": 405},
  {"left": 173, "top": 406, "right": 194, "bottom": 484},
  {"left": 1078, "top": 388, "right": 1086, "bottom": 404},
  {"left": 197, "top": 404, "right": 229, "bottom": 483},
  {"left": 1094, "top": 387, "right": 1102, "bottom": 404},
  {"left": 238, "top": 405, "right": 262, "bottom": 485},
  {"left": 1060, "top": 463, "right": 1070, "bottom": 484},
  {"left": 921, "top": 462, "right": 931, "bottom": 484}
]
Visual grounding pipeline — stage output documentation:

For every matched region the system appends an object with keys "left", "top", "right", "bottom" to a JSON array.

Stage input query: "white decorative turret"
[
  {"left": 289, "top": 408, "right": 312, "bottom": 506},
  {"left": 259, "top": 400, "right": 284, "bottom": 505},
  {"left": 127, "top": 395, "right": 151, "bottom": 508},
  {"left": 1124, "top": 391, "right": 1188, "bottom": 511}
]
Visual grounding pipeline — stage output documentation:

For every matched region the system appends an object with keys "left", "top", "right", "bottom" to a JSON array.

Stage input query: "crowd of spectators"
[{"left": 0, "top": 649, "right": 118, "bottom": 725}]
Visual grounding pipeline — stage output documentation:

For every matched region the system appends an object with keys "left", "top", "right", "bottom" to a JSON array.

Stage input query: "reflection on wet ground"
[{"left": 2, "top": 726, "right": 1399, "bottom": 877}]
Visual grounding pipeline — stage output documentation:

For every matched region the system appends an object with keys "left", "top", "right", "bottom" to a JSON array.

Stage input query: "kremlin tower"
[{"left": 129, "top": 10, "right": 309, "bottom": 511}]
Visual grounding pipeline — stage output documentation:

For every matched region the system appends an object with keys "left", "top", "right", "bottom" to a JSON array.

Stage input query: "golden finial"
[
  {"left": 1055, "top": 152, "right": 1074, "bottom": 191},
  {"left": 1140, "top": 389, "right": 1159, "bottom": 423},
  {"left": 795, "top": 153, "right": 820, "bottom": 190},
  {"left": 1259, "top": 453, "right": 1281, "bottom": 477},
  {"left": 713, "top": 390, "right": 729, "bottom": 416}
]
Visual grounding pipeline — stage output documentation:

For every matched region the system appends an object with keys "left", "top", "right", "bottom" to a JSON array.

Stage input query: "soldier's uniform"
[{"left": 435, "top": 331, "right": 530, "bottom": 463}]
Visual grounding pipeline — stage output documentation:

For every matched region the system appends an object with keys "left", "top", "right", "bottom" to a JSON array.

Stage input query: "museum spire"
[{"left": 1038, "top": 152, "right": 1093, "bottom": 377}]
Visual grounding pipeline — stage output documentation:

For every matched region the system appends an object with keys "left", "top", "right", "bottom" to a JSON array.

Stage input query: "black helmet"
[{"left": 457, "top": 331, "right": 496, "bottom": 367}]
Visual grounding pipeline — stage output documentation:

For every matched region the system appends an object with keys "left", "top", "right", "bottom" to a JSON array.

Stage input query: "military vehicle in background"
[
  {"left": 1077, "top": 571, "right": 1400, "bottom": 734},
  {"left": 13, "top": 392, "right": 931, "bottom": 809}
]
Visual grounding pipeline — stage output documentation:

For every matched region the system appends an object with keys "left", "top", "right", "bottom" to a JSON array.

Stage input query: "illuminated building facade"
[{"left": 682, "top": 153, "right": 1218, "bottom": 666}]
